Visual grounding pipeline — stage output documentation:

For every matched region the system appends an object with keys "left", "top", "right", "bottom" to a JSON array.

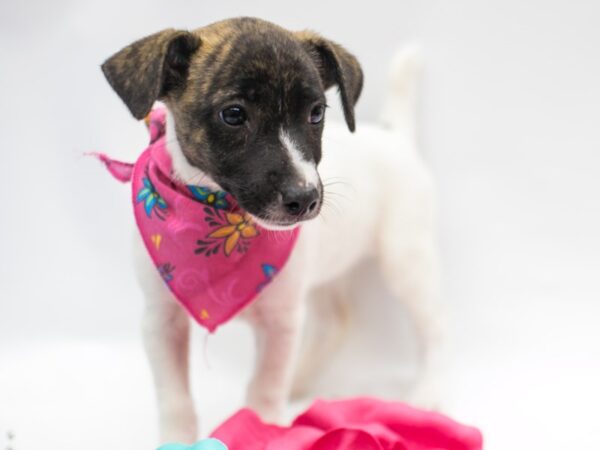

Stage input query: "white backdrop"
[{"left": 1, "top": 1, "right": 599, "bottom": 449}]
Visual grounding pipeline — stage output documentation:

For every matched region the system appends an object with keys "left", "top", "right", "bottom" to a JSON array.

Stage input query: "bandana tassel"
[{"left": 89, "top": 152, "right": 134, "bottom": 183}]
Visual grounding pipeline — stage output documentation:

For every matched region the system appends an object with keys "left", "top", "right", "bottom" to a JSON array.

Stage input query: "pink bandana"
[{"left": 94, "top": 108, "right": 299, "bottom": 332}]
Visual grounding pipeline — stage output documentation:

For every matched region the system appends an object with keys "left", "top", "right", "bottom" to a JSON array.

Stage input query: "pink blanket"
[{"left": 211, "top": 397, "right": 483, "bottom": 450}]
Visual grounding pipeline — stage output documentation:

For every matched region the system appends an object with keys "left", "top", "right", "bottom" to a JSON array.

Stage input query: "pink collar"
[{"left": 95, "top": 108, "right": 299, "bottom": 332}]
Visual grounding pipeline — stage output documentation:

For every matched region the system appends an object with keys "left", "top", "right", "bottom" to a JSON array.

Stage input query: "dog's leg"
[
  {"left": 243, "top": 255, "right": 307, "bottom": 422},
  {"left": 376, "top": 183, "right": 444, "bottom": 408},
  {"left": 142, "top": 293, "right": 197, "bottom": 443},
  {"left": 290, "top": 280, "right": 351, "bottom": 400},
  {"left": 134, "top": 237, "right": 197, "bottom": 443},
  {"left": 380, "top": 236, "right": 443, "bottom": 407}
]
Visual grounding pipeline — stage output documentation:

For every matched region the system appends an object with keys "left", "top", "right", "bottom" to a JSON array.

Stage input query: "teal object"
[{"left": 157, "top": 438, "right": 228, "bottom": 450}]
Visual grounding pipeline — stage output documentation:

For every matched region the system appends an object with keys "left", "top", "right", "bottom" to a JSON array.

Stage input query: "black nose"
[{"left": 282, "top": 186, "right": 320, "bottom": 217}]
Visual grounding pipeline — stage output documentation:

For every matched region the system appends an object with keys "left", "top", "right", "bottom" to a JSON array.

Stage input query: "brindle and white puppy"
[{"left": 102, "top": 17, "right": 440, "bottom": 443}]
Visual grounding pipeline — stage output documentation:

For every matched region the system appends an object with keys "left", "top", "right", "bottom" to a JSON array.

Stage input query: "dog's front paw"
[
  {"left": 159, "top": 402, "right": 199, "bottom": 444},
  {"left": 246, "top": 385, "right": 286, "bottom": 424},
  {"left": 408, "top": 376, "right": 444, "bottom": 411}
]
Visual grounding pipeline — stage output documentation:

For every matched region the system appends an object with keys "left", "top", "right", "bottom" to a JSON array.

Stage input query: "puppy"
[{"left": 101, "top": 17, "right": 440, "bottom": 443}]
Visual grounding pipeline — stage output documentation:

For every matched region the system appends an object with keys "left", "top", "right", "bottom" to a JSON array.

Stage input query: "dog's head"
[{"left": 101, "top": 17, "right": 362, "bottom": 228}]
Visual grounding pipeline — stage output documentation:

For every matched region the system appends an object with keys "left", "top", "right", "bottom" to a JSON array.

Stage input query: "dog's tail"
[{"left": 379, "top": 44, "right": 423, "bottom": 142}]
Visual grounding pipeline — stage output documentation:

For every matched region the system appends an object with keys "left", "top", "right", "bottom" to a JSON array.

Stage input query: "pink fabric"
[
  {"left": 95, "top": 108, "right": 299, "bottom": 332},
  {"left": 91, "top": 152, "right": 134, "bottom": 182},
  {"left": 211, "top": 398, "right": 483, "bottom": 450}
]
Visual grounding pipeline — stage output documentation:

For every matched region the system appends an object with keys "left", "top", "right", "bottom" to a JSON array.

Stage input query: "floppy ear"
[
  {"left": 101, "top": 29, "right": 200, "bottom": 119},
  {"left": 296, "top": 32, "right": 363, "bottom": 132}
]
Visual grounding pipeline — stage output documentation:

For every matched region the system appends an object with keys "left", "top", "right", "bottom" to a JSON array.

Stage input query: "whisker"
[
  {"left": 324, "top": 191, "right": 351, "bottom": 203},
  {"left": 321, "top": 198, "right": 342, "bottom": 217}
]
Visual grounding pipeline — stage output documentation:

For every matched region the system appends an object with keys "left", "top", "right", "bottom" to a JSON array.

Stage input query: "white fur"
[
  {"left": 165, "top": 109, "right": 222, "bottom": 191},
  {"left": 279, "top": 128, "right": 320, "bottom": 187},
  {"left": 379, "top": 45, "right": 423, "bottom": 140},
  {"left": 136, "top": 48, "right": 441, "bottom": 443}
]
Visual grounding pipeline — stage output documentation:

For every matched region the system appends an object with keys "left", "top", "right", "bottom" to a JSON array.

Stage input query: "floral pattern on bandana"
[
  {"left": 136, "top": 176, "right": 167, "bottom": 219},
  {"left": 196, "top": 208, "right": 259, "bottom": 257},
  {"left": 257, "top": 263, "right": 278, "bottom": 292},
  {"left": 188, "top": 186, "right": 230, "bottom": 210},
  {"left": 158, "top": 262, "right": 175, "bottom": 282}
]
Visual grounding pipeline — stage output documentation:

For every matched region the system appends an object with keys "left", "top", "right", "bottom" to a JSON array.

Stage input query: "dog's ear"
[
  {"left": 101, "top": 29, "right": 200, "bottom": 119},
  {"left": 296, "top": 32, "right": 363, "bottom": 132}
]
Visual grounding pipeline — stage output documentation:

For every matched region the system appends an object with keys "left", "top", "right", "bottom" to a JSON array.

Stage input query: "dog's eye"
[
  {"left": 220, "top": 106, "right": 247, "bottom": 126},
  {"left": 309, "top": 104, "right": 325, "bottom": 124}
]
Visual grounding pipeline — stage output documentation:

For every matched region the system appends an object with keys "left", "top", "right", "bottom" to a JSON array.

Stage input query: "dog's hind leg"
[
  {"left": 134, "top": 236, "right": 197, "bottom": 443},
  {"left": 376, "top": 45, "right": 444, "bottom": 407},
  {"left": 376, "top": 175, "right": 444, "bottom": 408}
]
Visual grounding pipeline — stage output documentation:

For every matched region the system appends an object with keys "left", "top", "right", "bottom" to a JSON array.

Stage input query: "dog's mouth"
[
  {"left": 225, "top": 183, "right": 323, "bottom": 231},
  {"left": 217, "top": 175, "right": 324, "bottom": 231},
  {"left": 248, "top": 214, "right": 302, "bottom": 231},
  {"left": 246, "top": 205, "right": 321, "bottom": 231},
  {"left": 243, "top": 197, "right": 322, "bottom": 230}
]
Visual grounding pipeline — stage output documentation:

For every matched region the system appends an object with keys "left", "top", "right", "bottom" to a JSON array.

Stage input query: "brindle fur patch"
[{"left": 101, "top": 29, "right": 199, "bottom": 119}]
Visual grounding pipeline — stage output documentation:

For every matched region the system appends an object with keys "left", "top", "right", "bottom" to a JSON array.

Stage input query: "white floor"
[{"left": 2, "top": 257, "right": 599, "bottom": 450}]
